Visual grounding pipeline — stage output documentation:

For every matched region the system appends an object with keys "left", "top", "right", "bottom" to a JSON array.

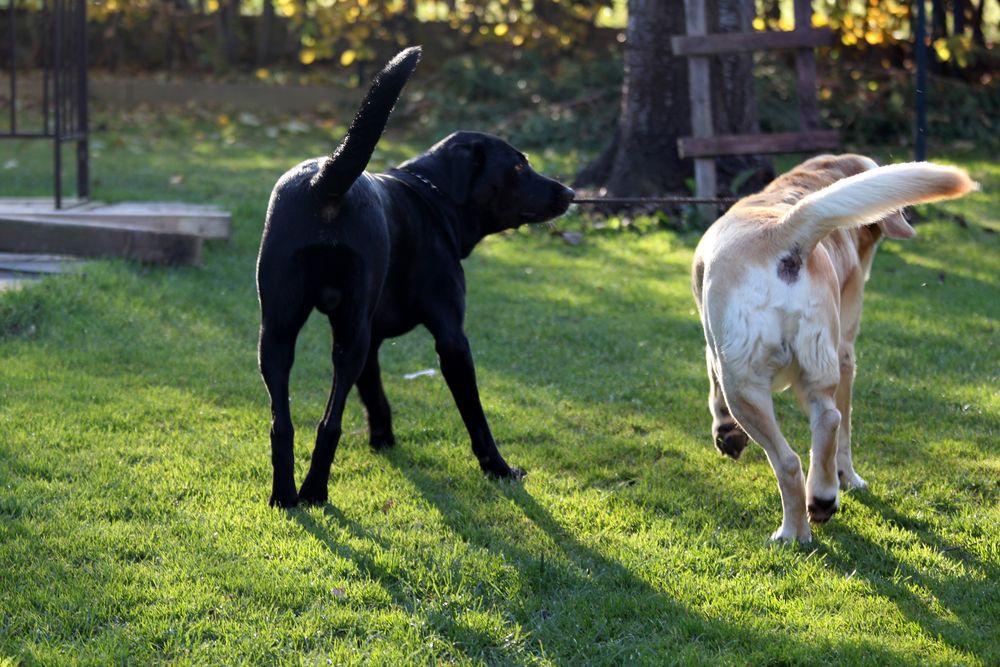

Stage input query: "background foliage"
[{"left": 1, "top": 1, "right": 995, "bottom": 154}]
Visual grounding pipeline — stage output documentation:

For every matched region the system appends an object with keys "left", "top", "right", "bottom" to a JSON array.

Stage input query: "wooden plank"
[
  {"left": 0, "top": 272, "right": 38, "bottom": 292},
  {"left": 96, "top": 202, "right": 229, "bottom": 216},
  {"left": 0, "top": 200, "right": 231, "bottom": 240},
  {"left": 683, "top": 0, "right": 718, "bottom": 221},
  {"left": 90, "top": 203, "right": 231, "bottom": 240},
  {"left": 0, "top": 253, "right": 82, "bottom": 274},
  {"left": 0, "top": 217, "right": 202, "bottom": 265},
  {"left": 0, "top": 197, "right": 98, "bottom": 211},
  {"left": 671, "top": 27, "right": 832, "bottom": 56},
  {"left": 678, "top": 130, "right": 840, "bottom": 158},
  {"left": 2, "top": 212, "right": 230, "bottom": 240}
]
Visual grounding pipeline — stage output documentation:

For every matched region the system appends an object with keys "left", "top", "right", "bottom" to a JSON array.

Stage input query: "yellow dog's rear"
[{"left": 692, "top": 154, "right": 977, "bottom": 543}]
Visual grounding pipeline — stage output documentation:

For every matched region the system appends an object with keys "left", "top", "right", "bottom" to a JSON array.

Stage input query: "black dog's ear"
[{"left": 445, "top": 140, "right": 486, "bottom": 203}]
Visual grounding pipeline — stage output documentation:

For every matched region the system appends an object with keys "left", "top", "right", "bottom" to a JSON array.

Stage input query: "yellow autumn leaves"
[{"left": 747, "top": 0, "right": 977, "bottom": 65}]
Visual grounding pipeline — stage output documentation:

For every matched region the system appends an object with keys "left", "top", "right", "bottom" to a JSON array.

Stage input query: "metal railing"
[{"left": 2, "top": 0, "right": 88, "bottom": 209}]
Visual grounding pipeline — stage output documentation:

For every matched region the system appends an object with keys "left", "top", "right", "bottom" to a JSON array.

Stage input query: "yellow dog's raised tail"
[{"left": 779, "top": 162, "right": 978, "bottom": 253}]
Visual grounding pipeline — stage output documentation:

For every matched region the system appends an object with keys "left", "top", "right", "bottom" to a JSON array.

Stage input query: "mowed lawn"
[{"left": 1, "top": 111, "right": 998, "bottom": 666}]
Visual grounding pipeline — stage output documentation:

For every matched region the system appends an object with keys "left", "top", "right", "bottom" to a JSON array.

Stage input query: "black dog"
[{"left": 256, "top": 47, "right": 574, "bottom": 507}]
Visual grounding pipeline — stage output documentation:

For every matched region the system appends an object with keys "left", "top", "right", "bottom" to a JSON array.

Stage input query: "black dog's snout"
[
  {"left": 550, "top": 185, "right": 574, "bottom": 213},
  {"left": 560, "top": 185, "right": 575, "bottom": 205}
]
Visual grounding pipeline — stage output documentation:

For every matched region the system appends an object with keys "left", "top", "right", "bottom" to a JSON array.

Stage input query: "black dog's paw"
[
  {"left": 506, "top": 467, "right": 527, "bottom": 481},
  {"left": 481, "top": 459, "right": 526, "bottom": 481},
  {"left": 269, "top": 487, "right": 299, "bottom": 509},
  {"left": 714, "top": 422, "right": 749, "bottom": 460},
  {"left": 369, "top": 432, "right": 397, "bottom": 451},
  {"left": 297, "top": 477, "right": 329, "bottom": 506}
]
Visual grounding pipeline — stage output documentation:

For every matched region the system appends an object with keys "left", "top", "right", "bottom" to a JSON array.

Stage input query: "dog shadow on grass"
[
  {"left": 288, "top": 440, "right": 930, "bottom": 665},
  {"left": 815, "top": 490, "right": 999, "bottom": 661},
  {"left": 293, "top": 504, "right": 519, "bottom": 663},
  {"left": 293, "top": 470, "right": 734, "bottom": 664}
]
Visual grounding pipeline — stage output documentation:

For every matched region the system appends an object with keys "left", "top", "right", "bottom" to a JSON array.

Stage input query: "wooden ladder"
[{"left": 673, "top": 0, "right": 839, "bottom": 218}]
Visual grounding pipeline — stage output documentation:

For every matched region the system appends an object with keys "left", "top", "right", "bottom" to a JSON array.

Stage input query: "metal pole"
[
  {"left": 53, "top": 0, "right": 62, "bottom": 208},
  {"left": 915, "top": 0, "right": 928, "bottom": 161},
  {"left": 76, "top": 0, "right": 88, "bottom": 199},
  {"left": 9, "top": 0, "right": 16, "bottom": 134},
  {"left": 42, "top": 0, "right": 50, "bottom": 136}
]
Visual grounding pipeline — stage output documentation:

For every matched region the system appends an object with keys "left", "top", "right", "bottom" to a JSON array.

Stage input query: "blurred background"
[{"left": 1, "top": 0, "right": 997, "bottom": 201}]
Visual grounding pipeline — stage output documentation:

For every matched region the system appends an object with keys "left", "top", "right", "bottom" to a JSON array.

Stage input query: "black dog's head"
[{"left": 400, "top": 131, "right": 575, "bottom": 234}]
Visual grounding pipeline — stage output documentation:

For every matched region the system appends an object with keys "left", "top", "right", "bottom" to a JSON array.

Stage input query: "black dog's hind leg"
[
  {"left": 298, "top": 309, "right": 372, "bottom": 505},
  {"left": 356, "top": 340, "right": 396, "bottom": 450},
  {"left": 426, "top": 318, "right": 522, "bottom": 480},
  {"left": 260, "top": 323, "right": 305, "bottom": 508}
]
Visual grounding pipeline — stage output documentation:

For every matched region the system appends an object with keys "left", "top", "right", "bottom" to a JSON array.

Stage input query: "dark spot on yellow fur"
[{"left": 777, "top": 245, "right": 802, "bottom": 283}]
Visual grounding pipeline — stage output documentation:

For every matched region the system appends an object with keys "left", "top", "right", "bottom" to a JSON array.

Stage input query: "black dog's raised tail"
[{"left": 312, "top": 46, "right": 421, "bottom": 198}]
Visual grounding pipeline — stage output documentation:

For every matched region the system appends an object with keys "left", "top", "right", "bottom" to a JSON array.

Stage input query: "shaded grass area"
[{"left": 1, "top": 109, "right": 998, "bottom": 665}]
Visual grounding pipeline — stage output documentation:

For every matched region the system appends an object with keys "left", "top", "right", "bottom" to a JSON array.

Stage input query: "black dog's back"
[
  {"left": 258, "top": 47, "right": 421, "bottom": 327},
  {"left": 255, "top": 44, "right": 421, "bottom": 507},
  {"left": 258, "top": 46, "right": 574, "bottom": 508},
  {"left": 311, "top": 46, "right": 421, "bottom": 199}
]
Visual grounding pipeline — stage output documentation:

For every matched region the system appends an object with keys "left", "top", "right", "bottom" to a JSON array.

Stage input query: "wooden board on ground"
[
  {"left": 0, "top": 253, "right": 85, "bottom": 292},
  {"left": 0, "top": 216, "right": 203, "bottom": 264},
  {"left": 0, "top": 198, "right": 232, "bottom": 265},
  {"left": 0, "top": 253, "right": 83, "bottom": 274},
  {"left": 0, "top": 272, "right": 36, "bottom": 292},
  {"left": 0, "top": 200, "right": 231, "bottom": 240}
]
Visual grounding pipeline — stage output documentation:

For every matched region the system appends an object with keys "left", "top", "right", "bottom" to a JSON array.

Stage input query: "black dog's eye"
[{"left": 514, "top": 163, "right": 526, "bottom": 174}]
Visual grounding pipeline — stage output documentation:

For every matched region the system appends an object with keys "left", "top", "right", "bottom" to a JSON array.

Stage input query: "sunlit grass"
[{"left": 1, "top": 109, "right": 997, "bottom": 665}]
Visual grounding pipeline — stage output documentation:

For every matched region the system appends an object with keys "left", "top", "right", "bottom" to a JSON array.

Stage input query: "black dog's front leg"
[{"left": 433, "top": 330, "right": 523, "bottom": 479}]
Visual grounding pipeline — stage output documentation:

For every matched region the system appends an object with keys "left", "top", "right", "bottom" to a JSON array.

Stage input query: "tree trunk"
[
  {"left": 953, "top": 0, "right": 966, "bottom": 34},
  {"left": 576, "top": 0, "right": 772, "bottom": 199},
  {"left": 108, "top": 10, "right": 123, "bottom": 72},
  {"left": 165, "top": 0, "right": 195, "bottom": 72},
  {"left": 575, "top": 0, "right": 690, "bottom": 196},
  {"left": 215, "top": 0, "right": 241, "bottom": 68},
  {"left": 257, "top": 0, "right": 275, "bottom": 67},
  {"left": 763, "top": 0, "right": 780, "bottom": 26},
  {"left": 970, "top": 0, "right": 986, "bottom": 46},
  {"left": 931, "top": 0, "right": 948, "bottom": 40},
  {"left": 178, "top": 0, "right": 196, "bottom": 65},
  {"left": 165, "top": 3, "right": 177, "bottom": 72},
  {"left": 930, "top": 0, "right": 950, "bottom": 74}
]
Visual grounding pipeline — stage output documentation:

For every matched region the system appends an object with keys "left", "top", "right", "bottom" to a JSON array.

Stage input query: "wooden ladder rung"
[
  {"left": 678, "top": 130, "right": 841, "bottom": 159},
  {"left": 671, "top": 28, "right": 833, "bottom": 57}
]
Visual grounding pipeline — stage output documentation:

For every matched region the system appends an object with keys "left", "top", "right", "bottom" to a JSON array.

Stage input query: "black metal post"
[
  {"left": 915, "top": 0, "right": 928, "bottom": 161},
  {"left": 2, "top": 0, "right": 88, "bottom": 208},
  {"left": 8, "top": 0, "right": 15, "bottom": 134},
  {"left": 53, "top": 0, "right": 63, "bottom": 208},
  {"left": 42, "top": 0, "right": 50, "bottom": 135},
  {"left": 76, "top": 0, "right": 88, "bottom": 198}
]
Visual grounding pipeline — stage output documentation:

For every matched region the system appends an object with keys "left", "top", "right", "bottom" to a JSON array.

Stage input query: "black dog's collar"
[
  {"left": 385, "top": 167, "right": 467, "bottom": 257},
  {"left": 389, "top": 167, "right": 450, "bottom": 202}
]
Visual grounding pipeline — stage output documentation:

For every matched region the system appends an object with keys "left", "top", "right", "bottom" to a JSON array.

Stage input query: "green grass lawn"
[{"left": 1, "top": 110, "right": 998, "bottom": 666}]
